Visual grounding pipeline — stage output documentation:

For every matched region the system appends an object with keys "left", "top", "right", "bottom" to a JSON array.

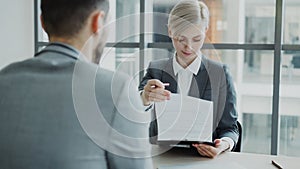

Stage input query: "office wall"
[{"left": 0, "top": 0, "right": 34, "bottom": 69}]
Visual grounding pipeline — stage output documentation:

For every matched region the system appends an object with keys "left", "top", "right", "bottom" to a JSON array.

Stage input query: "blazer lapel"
[
  {"left": 161, "top": 58, "right": 177, "bottom": 93},
  {"left": 188, "top": 58, "right": 209, "bottom": 99}
]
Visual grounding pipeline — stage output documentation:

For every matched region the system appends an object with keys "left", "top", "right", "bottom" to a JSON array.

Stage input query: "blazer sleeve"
[
  {"left": 138, "top": 60, "right": 168, "bottom": 91},
  {"left": 213, "top": 65, "right": 239, "bottom": 147},
  {"left": 138, "top": 62, "right": 156, "bottom": 91},
  {"left": 106, "top": 74, "right": 153, "bottom": 169},
  {"left": 138, "top": 61, "right": 163, "bottom": 144},
  {"left": 138, "top": 61, "right": 167, "bottom": 109}
]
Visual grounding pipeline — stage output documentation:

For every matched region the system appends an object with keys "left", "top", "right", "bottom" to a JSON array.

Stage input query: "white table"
[{"left": 152, "top": 146, "right": 299, "bottom": 169}]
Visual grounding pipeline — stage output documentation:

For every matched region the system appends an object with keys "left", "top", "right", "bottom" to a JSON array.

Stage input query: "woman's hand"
[
  {"left": 141, "top": 79, "right": 171, "bottom": 106},
  {"left": 192, "top": 139, "right": 230, "bottom": 158}
]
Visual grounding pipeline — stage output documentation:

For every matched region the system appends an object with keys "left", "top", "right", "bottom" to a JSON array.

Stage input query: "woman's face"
[{"left": 170, "top": 25, "right": 206, "bottom": 67}]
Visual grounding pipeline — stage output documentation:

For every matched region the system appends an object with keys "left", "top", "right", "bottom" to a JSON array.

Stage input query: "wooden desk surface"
[{"left": 152, "top": 146, "right": 299, "bottom": 169}]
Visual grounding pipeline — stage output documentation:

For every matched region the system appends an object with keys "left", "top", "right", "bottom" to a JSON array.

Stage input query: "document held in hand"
[{"left": 155, "top": 94, "right": 213, "bottom": 144}]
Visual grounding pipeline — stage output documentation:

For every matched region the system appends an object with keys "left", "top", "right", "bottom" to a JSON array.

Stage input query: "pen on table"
[{"left": 271, "top": 160, "right": 283, "bottom": 169}]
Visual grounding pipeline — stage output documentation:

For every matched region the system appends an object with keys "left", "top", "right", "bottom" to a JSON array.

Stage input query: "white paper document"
[{"left": 155, "top": 94, "right": 213, "bottom": 142}]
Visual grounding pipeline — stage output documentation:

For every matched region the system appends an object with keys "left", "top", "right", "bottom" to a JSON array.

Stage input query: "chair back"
[{"left": 233, "top": 121, "right": 242, "bottom": 152}]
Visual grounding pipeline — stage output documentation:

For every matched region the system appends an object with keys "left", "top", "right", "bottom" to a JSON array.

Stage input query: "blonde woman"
[{"left": 139, "top": 0, "right": 239, "bottom": 158}]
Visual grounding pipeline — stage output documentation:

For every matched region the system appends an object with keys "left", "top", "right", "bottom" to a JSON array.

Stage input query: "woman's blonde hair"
[{"left": 168, "top": 0, "right": 209, "bottom": 36}]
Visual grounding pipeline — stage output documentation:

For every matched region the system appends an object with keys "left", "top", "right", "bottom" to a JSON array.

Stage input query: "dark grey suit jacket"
[
  {"left": 0, "top": 43, "right": 152, "bottom": 169},
  {"left": 139, "top": 56, "right": 239, "bottom": 147}
]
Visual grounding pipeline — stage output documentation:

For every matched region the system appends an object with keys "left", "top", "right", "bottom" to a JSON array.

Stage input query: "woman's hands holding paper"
[{"left": 192, "top": 139, "right": 230, "bottom": 158}]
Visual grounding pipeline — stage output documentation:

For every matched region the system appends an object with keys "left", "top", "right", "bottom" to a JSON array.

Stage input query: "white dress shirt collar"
[{"left": 173, "top": 52, "right": 202, "bottom": 76}]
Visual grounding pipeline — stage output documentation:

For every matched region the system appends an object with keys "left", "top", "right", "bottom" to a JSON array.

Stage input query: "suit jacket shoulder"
[{"left": 0, "top": 43, "right": 152, "bottom": 169}]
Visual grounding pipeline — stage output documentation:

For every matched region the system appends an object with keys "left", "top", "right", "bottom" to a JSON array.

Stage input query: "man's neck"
[
  {"left": 50, "top": 36, "right": 95, "bottom": 62},
  {"left": 49, "top": 36, "right": 84, "bottom": 51}
]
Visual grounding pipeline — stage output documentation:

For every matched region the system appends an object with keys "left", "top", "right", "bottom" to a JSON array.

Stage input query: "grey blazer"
[
  {"left": 0, "top": 43, "right": 152, "bottom": 169},
  {"left": 139, "top": 56, "right": 239, "bottom": 147}
]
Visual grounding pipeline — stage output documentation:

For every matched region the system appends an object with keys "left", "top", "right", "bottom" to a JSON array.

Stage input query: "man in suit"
[
  {"left": 139, "top": 0, "right": 239, "bottom": 158},
  {"left": 0, "top": 0, "right": 152, "bottom": 168}
]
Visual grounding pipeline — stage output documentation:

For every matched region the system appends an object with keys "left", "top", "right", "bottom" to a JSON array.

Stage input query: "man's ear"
[
  {"left": 40, "top": 14, "right": 46, "bottom": 31},
  {"left": 91, "top": 11, "right": 105, "bottom": 34}
]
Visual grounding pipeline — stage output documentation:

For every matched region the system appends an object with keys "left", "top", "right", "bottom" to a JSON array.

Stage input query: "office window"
[
  {"left": 36, "top": 0, "right": 48, "bottom": 42},
  {"left": 243, "top": 50, "right": 276, "bottom": 84},
  {"left": 283, "top": 1, "right": 300, "bottom": 44},
  {"left": 114, "top": 48, "right": 139, "bottom": 75},
  {"left": 151, "top": 0, "right": 275, "bottom": 44},
  {"left": 279, "top": 0, "right": 300, "bottom": 157},
  {"left": 107, "top": 0, "right": 140, "bottom": 43},
  {"left": 279, "top": 50, "right": 300, "bottom": 156}
]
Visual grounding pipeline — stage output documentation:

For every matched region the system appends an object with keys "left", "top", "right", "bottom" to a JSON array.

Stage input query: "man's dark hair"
[{"left": 41, "top": 0, "right": 109, "bottom": 38}]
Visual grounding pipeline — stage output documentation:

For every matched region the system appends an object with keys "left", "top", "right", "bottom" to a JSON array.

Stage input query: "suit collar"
[
  {"left": 160, "top": 56, "right": 210, "bottom": 97},
  {"left": 189, "top": 62, "right": 209, "bottom": 98},
  {"left": 189, "top": 55, "right": 210, "bottom": 98},
  {"left": 161, "top": 55, "right": 210, "bottom": 98},
  {"left": 163, "top": 55, "right": 208, "bottom": 76},
  {"left": 161, "top": 57, "right": 178, "bottom": 93},
  {"left": 172, "top": 54, "right": 202, "bottom": 76},
  {"left": 34, "top": 42, "right": 81, "bottom": 60}
]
